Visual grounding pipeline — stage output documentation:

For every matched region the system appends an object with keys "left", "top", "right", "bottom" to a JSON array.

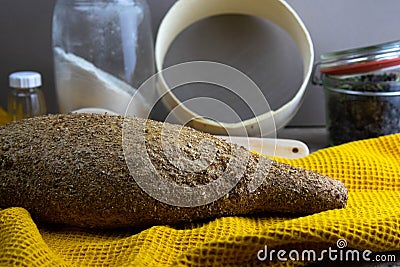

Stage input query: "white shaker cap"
[{"left": 9, "top": 71, "right": 42, "bottom": 88}]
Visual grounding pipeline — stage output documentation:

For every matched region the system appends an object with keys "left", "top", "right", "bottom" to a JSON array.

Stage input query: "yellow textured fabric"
[{"left": 1, "top": 134, "right": 400, "bottom": 266}]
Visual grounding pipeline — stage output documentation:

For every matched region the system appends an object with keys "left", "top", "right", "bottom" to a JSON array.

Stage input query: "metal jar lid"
[{"left": 319, "top": 40, "right": 400, "bottom": 76}]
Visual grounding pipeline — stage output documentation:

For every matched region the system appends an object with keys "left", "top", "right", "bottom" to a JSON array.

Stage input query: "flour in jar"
[{"left": 54, "top": 47, "right": 151, "bottom": 116}]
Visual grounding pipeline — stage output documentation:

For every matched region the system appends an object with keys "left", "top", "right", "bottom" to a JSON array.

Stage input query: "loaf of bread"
[{"left": 0, "top": 114, "right": 347, "bottom": 228}]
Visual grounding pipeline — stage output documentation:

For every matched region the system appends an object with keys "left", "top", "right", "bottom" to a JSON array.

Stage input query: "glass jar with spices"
[
  {"left": 8, "top": 71, "right": 47, "bottom": 122},
  {"left": 313, "top": 40, "right": 400, "bottom": 146}
]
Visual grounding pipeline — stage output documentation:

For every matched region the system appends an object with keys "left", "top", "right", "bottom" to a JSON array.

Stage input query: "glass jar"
[
  {"left": 7, "top": 71, "right": 47, "bottom": 122},
  {"left": 52, "top": 0, "right": 155, "bottom": 116},
  {"left": 314, "top": 40, "right": 400, "bottom": 146}
]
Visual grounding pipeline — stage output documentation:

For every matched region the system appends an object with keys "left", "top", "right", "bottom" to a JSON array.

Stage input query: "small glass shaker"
[{"left": 8, "top": 71, "right": 47, "bottom": 121}]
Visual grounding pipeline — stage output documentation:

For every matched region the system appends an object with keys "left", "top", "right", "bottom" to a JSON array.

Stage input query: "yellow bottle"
[{"left": 8, "top": 71, "right": 47, "bottom": 122}]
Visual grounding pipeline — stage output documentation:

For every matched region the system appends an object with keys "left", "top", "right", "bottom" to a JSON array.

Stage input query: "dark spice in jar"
[{"left": 325, "top": 72, "right": 400, "bottom": 145}]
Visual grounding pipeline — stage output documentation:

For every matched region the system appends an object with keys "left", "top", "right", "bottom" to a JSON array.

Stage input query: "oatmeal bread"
[{"left": 0, "top": 114, "right": 347, "bottom": 228}]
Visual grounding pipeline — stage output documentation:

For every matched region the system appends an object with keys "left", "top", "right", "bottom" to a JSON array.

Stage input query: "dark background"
[{"left": 1, "top": 0, "right": 400, "bottom": 126}]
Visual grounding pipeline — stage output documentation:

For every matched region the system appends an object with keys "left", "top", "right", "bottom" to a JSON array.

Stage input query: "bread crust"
[{"left": 0, "top": 114, "right": 347, "bottom": 228}]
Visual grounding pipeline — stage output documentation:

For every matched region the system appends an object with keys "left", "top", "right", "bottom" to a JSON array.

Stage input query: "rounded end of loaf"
[{"left": 247, "top": 157, "right": 349, "bottom": 215}]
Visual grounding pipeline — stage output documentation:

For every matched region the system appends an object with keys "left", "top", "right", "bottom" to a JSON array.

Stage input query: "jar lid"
[
  {"left": 9, "top": 71, "right": 42, "bottom": 88},
  {"left": 319, "top": 40, "right": 400, "bottom": 75}
]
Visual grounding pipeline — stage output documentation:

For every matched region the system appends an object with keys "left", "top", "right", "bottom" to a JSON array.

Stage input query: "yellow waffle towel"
[{"left": 1, "top": 134, "right": 400, "bottom": 266}]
